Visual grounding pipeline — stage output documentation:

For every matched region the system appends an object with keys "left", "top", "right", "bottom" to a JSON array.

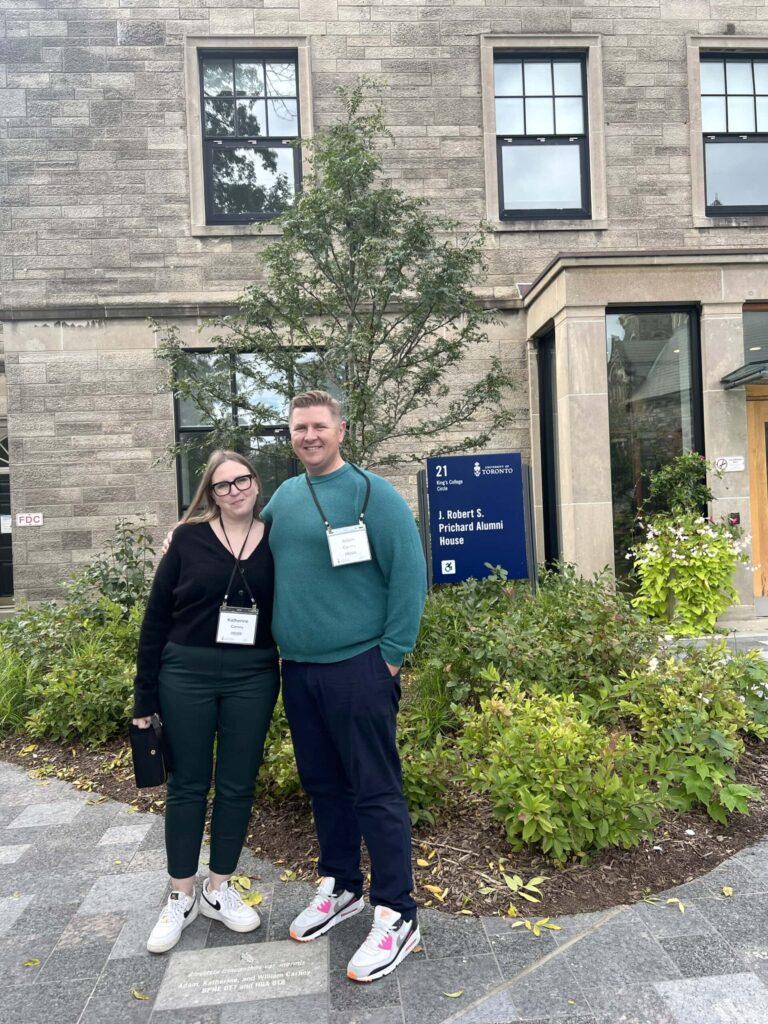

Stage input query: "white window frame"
[
  {"left": 184, "top": 35, "right": 313, "bottom": 238},
  {"left": 480, "top": 34, "right": 607, "bottom": 232}
]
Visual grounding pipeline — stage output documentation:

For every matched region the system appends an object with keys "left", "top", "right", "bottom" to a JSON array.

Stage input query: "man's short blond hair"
[{"left": 288, "top": 390, "right": 343, "bottom": 422}]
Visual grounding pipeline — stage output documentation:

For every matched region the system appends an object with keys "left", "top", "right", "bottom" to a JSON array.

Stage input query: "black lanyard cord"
[
  {"left": 220, "top": 518, "right": 258, "bottom": 607},
  {"left": 305, "top": 464, "right": 372, "bottom": 530}
]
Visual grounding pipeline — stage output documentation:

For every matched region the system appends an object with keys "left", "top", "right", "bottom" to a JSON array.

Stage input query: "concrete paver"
[{"left": 4, "top": 617, "right": 768, "bottom": 1024}]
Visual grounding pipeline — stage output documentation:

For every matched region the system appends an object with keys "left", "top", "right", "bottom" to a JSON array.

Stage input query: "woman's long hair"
[{"left": 181, "top": 450, "right": 263, "bottom": 525}]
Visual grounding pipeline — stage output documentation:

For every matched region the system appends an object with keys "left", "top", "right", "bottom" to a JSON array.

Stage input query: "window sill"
[
  {"left": 693, "top": 213, "right": 768, "bottom": 229},
  {"left": 489, "top": 217, "right": 608, "bottom": 233},
  {"left": 190, "top": 222, "right": 284, "bottom": 238}
]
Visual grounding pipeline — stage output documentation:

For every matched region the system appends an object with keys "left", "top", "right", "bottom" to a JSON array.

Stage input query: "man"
[{"left": 260, "top": 390, "right": 427, "bottom": 982}]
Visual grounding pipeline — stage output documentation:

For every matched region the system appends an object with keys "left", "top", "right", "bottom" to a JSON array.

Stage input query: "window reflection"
[
  {"left": 211, "top": 146, "right": 294, "bottom": 217},
  {"left": 705, "top": 141, "right": 768, "bottom": 208},
  {"left": 501, "top": 144, "right": 581, "bottom": 210},
  {"left": 606, "top": 311, "right": 696, "bottom": 575}
]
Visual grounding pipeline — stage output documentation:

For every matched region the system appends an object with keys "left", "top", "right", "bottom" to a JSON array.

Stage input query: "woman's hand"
[
  {"left": 132, "top": 717, "right": 153, "bottom": 729},
  {"left": 161, "top": 529, "right": 174, "bottom": 555}
]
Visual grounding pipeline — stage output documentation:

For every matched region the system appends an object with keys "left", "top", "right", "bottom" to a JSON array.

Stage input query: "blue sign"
[{"left": 426, "top": 453, "right": 530, "bottom": 584}]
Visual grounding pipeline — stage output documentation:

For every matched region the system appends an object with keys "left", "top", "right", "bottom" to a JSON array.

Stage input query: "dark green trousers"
[{"left": 158, "top": 641, "right": 279, "bottom": 878}]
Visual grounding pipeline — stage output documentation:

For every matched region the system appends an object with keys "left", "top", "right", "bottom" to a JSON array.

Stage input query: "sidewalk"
[{"left": 4, "top": 760, "right": 768, "bottom": 1024}]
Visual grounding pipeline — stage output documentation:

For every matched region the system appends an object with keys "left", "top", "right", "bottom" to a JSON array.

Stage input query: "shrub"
[
  {"left": 409, "top": 565, "right": 663, "bottom": 726},
  {"left": 397, "top": 707, "right": 458, "bottom": 826},
  {"left": 618, "top": 644, "right": 766, "bottom": 824},
  {"left": 23, "top": 603, "right": 141, "bottom": 747},
  {"left": 630, "top": 514, "right": 749, "bottom": 635},
  {"left": 65, "top": 516, "right": 155, "bottom": 617},
  {"left": 644, "top": 451, "right": 714, "bottom": 516},
  {"left": 0, "top": 644, "right": 36, "bottom": 733},
  {"left": 456, "top": 674, "right": 659, "bottom": 863},
  {"left": 258, "top": 696, "right": 303, "bottom": 799}
]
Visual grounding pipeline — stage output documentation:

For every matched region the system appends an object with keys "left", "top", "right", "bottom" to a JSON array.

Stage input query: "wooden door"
[{"left": 747, "top": 384, "right": 768, "bottom": 599}]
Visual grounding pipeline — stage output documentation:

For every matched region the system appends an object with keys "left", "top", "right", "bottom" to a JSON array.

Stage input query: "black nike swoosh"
[{"left": 203, "top": 894, "right": 221, "bottom": 911}]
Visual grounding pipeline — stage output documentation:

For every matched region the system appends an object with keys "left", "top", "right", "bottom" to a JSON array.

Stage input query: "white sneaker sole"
[
  {"left": 146, "top": 899, "right": 199, "bottom": 954},
  {"left": 199, "top": 896, "right": 261, "bottom": 933},
  {"left": 347, "top": 924, "right": 420, "bottom": 983},
  {"left": 290, "top": 896, "right": 365, "bottom": 942}
]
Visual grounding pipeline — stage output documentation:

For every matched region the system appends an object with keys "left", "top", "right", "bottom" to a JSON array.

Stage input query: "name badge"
[
  {"left": 326, "top": 523, "right": 372, "bottom": 567},
  {"left": 216, "top": 605, "right": 258, "bottom": 645}
]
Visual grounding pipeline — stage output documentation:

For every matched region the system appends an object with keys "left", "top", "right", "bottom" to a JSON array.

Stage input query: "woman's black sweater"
[{"left": 133, "top": 520, "right": 275, "bottom": 717}]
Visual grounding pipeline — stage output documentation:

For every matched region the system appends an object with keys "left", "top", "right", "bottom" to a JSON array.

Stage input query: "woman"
[{"left": 132, "top": 450, "right": 279, "bottom": 953}]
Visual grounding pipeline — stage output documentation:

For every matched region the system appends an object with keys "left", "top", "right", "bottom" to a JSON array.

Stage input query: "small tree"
[{"left": 157, "top": 81, "right": 514, "bottom": 469}]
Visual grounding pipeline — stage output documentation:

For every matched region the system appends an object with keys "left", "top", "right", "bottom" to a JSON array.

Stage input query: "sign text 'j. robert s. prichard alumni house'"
[{"left": 2, "top": 1, "right": 768, "bottom": 618}]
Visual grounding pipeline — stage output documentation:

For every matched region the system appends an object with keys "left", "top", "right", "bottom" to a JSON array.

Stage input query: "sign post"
[{"left": 418, "top": 452, "right": 534, "bottom": 587}]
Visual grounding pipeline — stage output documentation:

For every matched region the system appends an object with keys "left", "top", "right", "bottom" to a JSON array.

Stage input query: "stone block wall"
[
  {"left": 4, "top": 319, "right": 176, "bottom": 601},
  {"left": 2, "top": 2, "right": 768, "bottom": 309}
]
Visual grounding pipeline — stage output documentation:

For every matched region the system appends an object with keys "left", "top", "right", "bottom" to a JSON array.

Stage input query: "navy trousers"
[{"left": 281, "top": 646, "right": 416, "bottom": 919}]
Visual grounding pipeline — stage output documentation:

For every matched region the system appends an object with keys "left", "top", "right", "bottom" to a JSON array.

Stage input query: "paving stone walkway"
[{"left": 4, "top": 759, "right": 768, "bottom": 1024}]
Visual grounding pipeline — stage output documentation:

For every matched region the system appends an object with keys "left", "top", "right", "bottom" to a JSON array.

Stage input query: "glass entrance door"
[{"left": 605, "top": 309, "right": 704, "bottom": 575}]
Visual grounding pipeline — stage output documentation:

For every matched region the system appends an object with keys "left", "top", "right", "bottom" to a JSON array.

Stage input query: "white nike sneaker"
[
  {"left": 347, "top": 906, "right": 420, "bottom": 982},
  {"left": 200, "top": 878, "right": 261, "bottom": 933},
  {"left": 289, "top": 876, "right": 365, "bottom": 941},
  {"left": 146, "top": 890, "right": 198, "bottom": 953}
]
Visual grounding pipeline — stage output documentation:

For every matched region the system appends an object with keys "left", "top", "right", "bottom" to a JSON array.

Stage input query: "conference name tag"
[
  {"left": 327, "top": 523, "right": 372, "bottom": 567},
  {"left": 216, "top": 605, "right": 258, "bottom": 645}
]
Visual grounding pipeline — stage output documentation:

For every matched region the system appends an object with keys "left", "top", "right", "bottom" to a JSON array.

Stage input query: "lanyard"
[
  {"left": 220, "top": 518, "right": 258, "bottom": 607},
  {"left": 305, "top": 463, "right": 371, "bottom": 530}
]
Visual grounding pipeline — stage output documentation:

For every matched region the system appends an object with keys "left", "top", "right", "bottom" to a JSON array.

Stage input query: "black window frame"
[
  {"left": 700, "top": 51, "right": 768, "bottom": 217},
  {"left": 199, "top": 48, "right": 302, "bottom": 226},
  {"left": 494, "top": 50, "right": 591, "bottom": 221},
  {"left": 174, "top": 350, "right": 298, "bottom": 515}
]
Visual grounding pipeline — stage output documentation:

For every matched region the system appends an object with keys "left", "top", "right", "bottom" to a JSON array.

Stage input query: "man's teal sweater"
[{"left": 261, "top": 463, "right": 427, "bottom": 666}]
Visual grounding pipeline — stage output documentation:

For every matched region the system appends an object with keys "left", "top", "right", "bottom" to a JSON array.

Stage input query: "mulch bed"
[{"left": 3, "top": 732, "right": 768, "bottom": 920}]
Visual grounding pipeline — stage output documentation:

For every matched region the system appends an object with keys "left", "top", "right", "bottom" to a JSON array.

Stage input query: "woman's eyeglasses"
[{"left": 211, "top": 473, "right": 254, "bottom": 497}]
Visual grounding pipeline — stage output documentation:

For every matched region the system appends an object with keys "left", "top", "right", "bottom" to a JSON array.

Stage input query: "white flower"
[{"left": 647, "top": 657, "right": 659, "bottom": 672}]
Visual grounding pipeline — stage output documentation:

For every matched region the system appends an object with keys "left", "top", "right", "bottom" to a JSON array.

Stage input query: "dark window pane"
[
  {"left": 726, "top": 60, "right": 754, "bottom": 94},
  {"left": 179, "top": 435, "right": 213, "bottom": 509},
  {"left": 554, "top": 96, "right": 583, "bottom": 134},
  {"left": 743, "top": 310, "right": 768, "bottom": 363},
  {"left": 265, "top": 62, "right": 297, "bottom": 97},
  {"left": 606, "top": 311, "right": 695, "bottom": 575},
  {"left": 203, "top": 59, "right": 233, "bottom": 97},
  {"left": 267, "top": 98, "right": 298, "bottom": 136},
  {"left": 727, "top": 94, "right": 755, "bottom": 132},
  {"left": 705, "top": 140, "right": 768, "bottom": 208},
  {"left": 495, "top": 97, "right": 524, "bottom": 134},
  {"left": 204, "top": 98, "right": 235, "bottom": 137},
  {"left": 501, "top": 143, "right": 582, "bottom": 211},
  {"left": 235, "top": 61, "right": 264, "bottom": 97},
  {"left": 211, "top": 146, "right": 295, "bottom": 216},
  {"left": 525, "top": 97, "right": 554, "bottom": 134},
  {"left": 236, "top": 98, "right": 266, "bottom": 137},
  {"left": 524, "top": 62, "right": 552, "bottom": 96},
  {"left": 494, "top": 61, "right": 522, "bottom": 96},
  {"left": 700, "top": 60, "right": 725, "bottom": 95},
  {"left": 553, "top": 62, "right": 582, "bottom": 96},
  {"left": 755, "top": 62, "right": 768, "bottom": 94},
  {"left": 247, "top": 436, "right": 295, "bottom": 500},
  {"left": 757, "top": 96, "right": 768, "bottom": 132},
  {"left": 701, "top": 95, "right": 726, "bottom": 132}
]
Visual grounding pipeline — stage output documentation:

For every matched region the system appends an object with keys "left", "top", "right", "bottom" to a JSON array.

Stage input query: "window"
[
  {"left": 606, "top": 309, "right": 704, "bottom": 575},
  {"left": 175, "top": 352, "right": 297, "bottom": 512},
  {"left": 700, "top": 54, "right": 768, "bottom": 216},
  {"left": 493, "top": 52, "right": 590, "bottom": 220},
  {"left": 199, "top": 50, "right": 301, "bottom": 224}
]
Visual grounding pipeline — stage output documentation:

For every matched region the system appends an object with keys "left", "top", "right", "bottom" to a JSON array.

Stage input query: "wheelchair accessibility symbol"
[{"left": 441, "top": 560, "right": 457, "bottom": 574}]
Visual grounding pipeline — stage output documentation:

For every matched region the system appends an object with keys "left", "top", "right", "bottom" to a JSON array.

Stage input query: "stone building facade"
[{"left": 2, "top": 0, "right": 768, "bottom": 614}]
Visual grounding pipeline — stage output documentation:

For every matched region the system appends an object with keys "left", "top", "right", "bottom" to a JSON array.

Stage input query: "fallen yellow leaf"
[
  {"left": 443, "top": 991, "right": 464, "bottom": 998},
  {"left": 23, "top": 959, "right": 41, "bottom": 968},
  {"left": 230, "top": 875, "right": 251, "bottom": 892},
  {"left": 722, "top": 886, "right": 734, "bottom": 897},
  {"left": 416, "top": 859, "right": 429, "bottom": 867},
  {"left": 130, "top": 987, "right": 149, "bottom": 1001},
  {"left": 242, "top": 891, "right": 263, "bottom": 906}
]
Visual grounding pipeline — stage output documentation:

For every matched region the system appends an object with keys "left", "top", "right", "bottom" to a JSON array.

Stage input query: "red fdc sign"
[{"left": 15, "top": 512, "right": 43, "bottom": 527}]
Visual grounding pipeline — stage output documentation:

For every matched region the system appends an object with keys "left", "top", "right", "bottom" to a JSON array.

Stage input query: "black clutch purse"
[{"left": 129, "top": 717, "right": 171, "bottom": 788}]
